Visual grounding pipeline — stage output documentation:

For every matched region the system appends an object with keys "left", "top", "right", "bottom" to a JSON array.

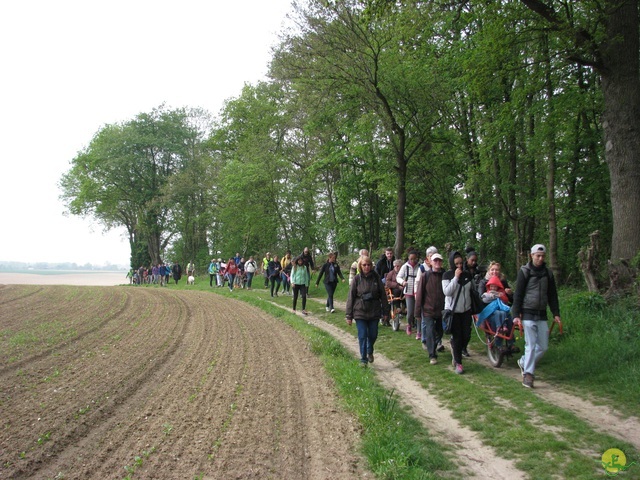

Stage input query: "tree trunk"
[
  {"left": 543, "top": 34, "right": 560, "bottom": 279},
  {"left": 578, "top": 230, "right": 600, "bottom": 292},
  {"left": 601, "top": 0, "right": 640, "bottom": 263},
  {"left": 394, "top": 151, "right": 407, "bottom": 259}
]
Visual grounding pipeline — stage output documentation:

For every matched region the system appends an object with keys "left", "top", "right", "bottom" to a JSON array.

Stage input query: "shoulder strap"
[{"left": 451, "top": 283, "right": 463, "bottom": 310}]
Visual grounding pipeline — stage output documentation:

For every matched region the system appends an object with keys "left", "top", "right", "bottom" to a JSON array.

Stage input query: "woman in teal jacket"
[{"left": 291, "top": 256, "right": 310, "bottom": 314}]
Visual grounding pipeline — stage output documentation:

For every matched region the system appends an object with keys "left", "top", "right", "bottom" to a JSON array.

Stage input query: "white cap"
[{"left": 531, "top": 244, "right": 546, "bottom": 254}]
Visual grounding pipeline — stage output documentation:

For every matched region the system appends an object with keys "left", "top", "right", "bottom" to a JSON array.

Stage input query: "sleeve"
[
  {"left": 315, "top": 264, "right": 325, "bottom": 285},
  {"left": 442, "top": 275, "right": 459, "bottom": 296},
  {"left": 547, "top": 272, "right": 561, "bottom": 316},
  {"left": 345, "top": 278, "right": 357, "bottom": 319},
  {"left": 396, "top": 265, "right": 407, "bottom": 286}
]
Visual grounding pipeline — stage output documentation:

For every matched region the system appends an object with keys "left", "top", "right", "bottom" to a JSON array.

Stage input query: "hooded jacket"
[{"left": 442, "top": 251, "right": 473, "bottom": 313}]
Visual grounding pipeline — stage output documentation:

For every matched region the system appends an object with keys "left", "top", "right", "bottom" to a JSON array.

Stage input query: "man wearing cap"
[
  {"left": 511, "top": 244, "right": 561, "bottom": 388},
  {"left": 414, "top": 253, "right": 446, "bottom": 364}
]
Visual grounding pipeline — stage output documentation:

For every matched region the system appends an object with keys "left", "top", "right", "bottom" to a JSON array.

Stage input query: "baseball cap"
[
  {"left": 431, "top": 253, "right": 444, "bottom": 261},
  {"left": 531, "top": 244, "right": 546, "bottom": 254}
]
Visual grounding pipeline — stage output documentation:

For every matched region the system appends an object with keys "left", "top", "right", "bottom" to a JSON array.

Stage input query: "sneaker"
[
  {"left": 330, "top": 308, "right": 335, "bottom": 313},
  {"left": 326, "top": 307, "right": 330, "bottom": 312},
  {"left": 416, "top": 332, "right": 421, "bottom": 340},
  {"left": 422, "top": 342, "right": 428, "bottom": 351},
  {"left": 522, "top": 373, "right": 534, "bottom": 388},
  {"left": 430, "top": 358, "right": 438, "bottom": 365},
  {"left": 367, "top": 353, "right": 374, "bottom": 363},
  {"left": 455, "top": 363, "right": 464, "bottom": 374},
  {"left": 517, "top": 357, "right": 525, "bottom": 376},
  {"left": 462, "top": 349, "right": 470, "bottom": 357},
  {"left": 437, "top": 343, "right": 445, "bottom": 352},
  {"left": 406, "top": 325, "right": 412, "bottom": 335},
  {"left": 302, "top": 310, "right": 309, "bottom": 315},
  {"left": 359, "top": 362, "right": 368, "bottom": 368}
]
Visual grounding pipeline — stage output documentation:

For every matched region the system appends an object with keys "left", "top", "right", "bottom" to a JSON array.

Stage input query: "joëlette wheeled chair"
[
  {"left": 476, "top": 311, "right": 562, "bottom": 367},
  {"left": 386, "top": 287, "right": 406, "bottom": 331}
]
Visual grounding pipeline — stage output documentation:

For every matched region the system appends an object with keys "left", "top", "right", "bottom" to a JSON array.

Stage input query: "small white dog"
[{"left": 187, "top": 275, "right": 195, "bottom": 285}]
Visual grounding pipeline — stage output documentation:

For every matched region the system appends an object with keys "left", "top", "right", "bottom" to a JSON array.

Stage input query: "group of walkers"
[
  {"left": 127, "top": 261, "right": 184, "bottom": 286},
  {"left": 345, "top": 244, "right": 561, "bottom": 389},
  {"left": 128, "top": 242, "right": 560, "bottom": 389}
]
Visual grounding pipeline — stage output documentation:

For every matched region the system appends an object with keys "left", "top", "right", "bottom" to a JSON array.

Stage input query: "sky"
[{"left": 0, "top": 0, "right": 293, "bottom": 266}]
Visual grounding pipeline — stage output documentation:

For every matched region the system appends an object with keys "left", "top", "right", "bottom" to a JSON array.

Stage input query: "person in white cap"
[{"left": 511, "top": 244, "right": 561, "bottom": 388}]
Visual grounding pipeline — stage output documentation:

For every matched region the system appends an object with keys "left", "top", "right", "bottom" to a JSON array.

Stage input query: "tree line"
[{"left": 60, "top": 0, "right": 640, "bottom": 288}]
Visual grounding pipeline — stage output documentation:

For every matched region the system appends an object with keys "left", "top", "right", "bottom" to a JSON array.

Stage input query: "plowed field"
[{"left": 0, "top": 285, "right": 365, "bottom": 479}]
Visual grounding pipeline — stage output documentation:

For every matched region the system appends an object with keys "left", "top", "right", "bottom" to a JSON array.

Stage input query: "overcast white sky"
[{"left": 0, "top": 0, "right": 293, "bottom": 266}]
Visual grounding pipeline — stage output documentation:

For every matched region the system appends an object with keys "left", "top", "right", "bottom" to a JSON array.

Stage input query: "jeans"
[
  {"left": 292, "top": 284, "right": 307, "bottom": 310},
  {"left": 522, "top": 319, "right": 549, "bottom": 376},
  {"left": 421, "top": 315, "right": 443, "bottom": 358},
  {"left": 281, "top": 273, "right": 291, "bottom": 293},
  {"left": 450, "top": 310, "right": 472, "bottom": 365},
  {"left": 355, "top": 318, "right": 379, "bottom": 364},
  {"left": 227, "top": 274, "right": 236, "bottom": 291},
  {"left": 245, "top": 271, "right": 254, "bottom": 288},
  {"left": 324, "top": 281, "right": 337, "bottom": 309}
]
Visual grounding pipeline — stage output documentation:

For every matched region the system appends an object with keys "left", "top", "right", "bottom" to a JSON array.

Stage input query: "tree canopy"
[{"left": 60, "top": 0, "right": 639, "bottom": 286}]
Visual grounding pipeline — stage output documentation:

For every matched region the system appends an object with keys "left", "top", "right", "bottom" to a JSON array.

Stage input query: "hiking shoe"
[
  {"left": 430, "top": 358, "right": 438, "bottom": 365},
  {"left": 517, "top": 357, "right": 525, "bottom": 376},
  {"left": 522, "top": 373, "right": 534, "bottom": 388},
  {"left": 455, "top": 363, "right": 464, "bottom": 374},
  {"left": 367, "top": 353, "right": 374, "bottom": 363},
  {"left": 406, "top": 325, "right": 412, "bottom": 335},
  {"left": 437, "top": 343, "right": 445, "bottom": 352},
  {"left": 416, "top": 332, "right": 421, "bottom": 340},
  {"left": 462, "top": 349, "right": 470, "bottom": 357}
]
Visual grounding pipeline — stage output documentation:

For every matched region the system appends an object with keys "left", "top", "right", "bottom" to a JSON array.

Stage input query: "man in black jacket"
[{"left": 511, "top": 244, "right": 561, "bottom": 389}]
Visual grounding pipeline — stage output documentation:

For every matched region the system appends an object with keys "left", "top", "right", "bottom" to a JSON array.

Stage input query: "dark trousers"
[
  {"left": 450, "top": 310, "right": 472, "bottom": 365},
  {"left": 324, "top": 281, "right": 337, "bottom": 309},
  {"left": 292, "top": 284, "right": 307, "bottom": 310},
  {"left": 270, "top": 277, "right": 281, "bottom": 296}
]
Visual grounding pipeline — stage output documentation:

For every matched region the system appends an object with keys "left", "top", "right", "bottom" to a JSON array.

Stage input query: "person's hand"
[
  {"left": 341, "top": 278, "right": 345, "bottom": 282},
  {"left": 346, "top": 318, "right": 352, "bottom": 325},
  {"left": 505, "top": 288, "right": 513, "bottom": 295},
  {"left": 455, "top": 267, "right": 462, "bottom": 278},
  {"left": 382, "top": 315, "right": 389, "bottom": 322}
]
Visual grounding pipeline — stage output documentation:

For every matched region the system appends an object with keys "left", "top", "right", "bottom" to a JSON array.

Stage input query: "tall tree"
[
  {"left": 60, "top": 106, "right": 202, "bottom": 267},
  {"left": 518, "top": 0, "right": 640, "bottom": 262}
]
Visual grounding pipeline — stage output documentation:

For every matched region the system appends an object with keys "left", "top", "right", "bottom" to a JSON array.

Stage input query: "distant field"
[{"left": 0, "top": 271, "right": 126, "bottom": 286}]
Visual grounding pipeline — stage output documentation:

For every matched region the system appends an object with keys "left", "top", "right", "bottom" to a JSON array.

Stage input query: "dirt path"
[
  {"left": 0, "top": 285, "right": 367, "bottom": 479},
  {"left": 467, "top": 334, "right": 640, "bottom": 451},
  {"left": 312, "top": 296, "right": 640, "bottom": 452},
  {"left": 288, "top": 301, "right": 524, "bottom": 479}
]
